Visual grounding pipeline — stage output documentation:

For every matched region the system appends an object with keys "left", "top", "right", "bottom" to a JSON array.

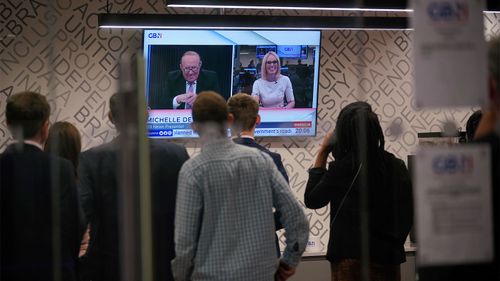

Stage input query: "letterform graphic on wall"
[{"left": 1, "top": 1, "right": 499, "bottom": 254}]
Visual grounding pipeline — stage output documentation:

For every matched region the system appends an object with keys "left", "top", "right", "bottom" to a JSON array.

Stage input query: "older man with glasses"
[{"left": 149, "top": 50, "right": 221, "bottom": 109}]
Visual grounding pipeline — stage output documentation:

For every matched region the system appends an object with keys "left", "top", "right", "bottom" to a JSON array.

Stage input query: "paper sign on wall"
[
  {"left": 413, "top": 0, "right": 487, "bottom": 107},
  {"left": 414, "top": 145, "right": 493, "bottom": 266}
]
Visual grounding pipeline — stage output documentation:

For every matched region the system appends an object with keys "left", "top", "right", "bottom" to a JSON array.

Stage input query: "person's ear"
[
  {"left": 255, "top": 114, "right": 261, "bottom": 126},
  {"left": 227, "top": 113, "right": 234, "bottom": 126}
]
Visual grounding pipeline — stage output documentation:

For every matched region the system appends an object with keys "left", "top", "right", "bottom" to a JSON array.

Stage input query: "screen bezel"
[{"left": 143, "top": 29, "right": 322, "bottom": 139}]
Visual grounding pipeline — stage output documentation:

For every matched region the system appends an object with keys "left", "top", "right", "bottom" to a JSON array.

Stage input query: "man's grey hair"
[
  {"left": 489, "top": 36, "right": 500, "bottom": 85},
  {"left": 181, "top": 51, "right": 201, "bottom": 63}
]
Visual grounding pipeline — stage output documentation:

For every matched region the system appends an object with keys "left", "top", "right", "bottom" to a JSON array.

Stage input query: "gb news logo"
[
  {"left": 148, "top": 32, "right": 163, "bottom": 39},
  {"left": 432, "top": 154, "right": 474, "bottom": 175},
  {"left": 427, "top": 1, "right": 469, "bottom": 26}
]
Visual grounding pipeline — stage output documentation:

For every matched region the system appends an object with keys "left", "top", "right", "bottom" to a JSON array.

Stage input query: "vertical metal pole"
[
  {"left": 118, "top": 52, "right": 153, "bottom": 281},
  {"left": 353, "top": 1, "right": 370, "bottom": 281},
  {"left": 47, "top": 1, "right": 61, "bottom": 281}
]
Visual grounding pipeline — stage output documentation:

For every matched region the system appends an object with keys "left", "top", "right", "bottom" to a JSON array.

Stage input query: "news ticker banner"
[{"left": 147, "top": 108, "right": 316, "bottom": 138}]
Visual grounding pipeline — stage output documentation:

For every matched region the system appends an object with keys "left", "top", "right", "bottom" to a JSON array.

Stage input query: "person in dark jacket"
[
  {"left": 1, "top": 91, "right": 82, "bottom": 281},
  {"left": 78, "top": 94, "right": 189, "bottom": 281},
  {"left": 304, "top": 101, "right": 413, "bottom": 281}
]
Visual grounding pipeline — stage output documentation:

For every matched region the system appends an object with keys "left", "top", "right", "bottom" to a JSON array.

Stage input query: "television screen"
[{"left": 144, "top": 30, "right": 321, "bottom": 138}]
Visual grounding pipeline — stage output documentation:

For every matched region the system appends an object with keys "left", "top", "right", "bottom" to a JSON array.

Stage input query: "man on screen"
[{"left": 149, "top": 51, "right": 221, "bottom": 109}]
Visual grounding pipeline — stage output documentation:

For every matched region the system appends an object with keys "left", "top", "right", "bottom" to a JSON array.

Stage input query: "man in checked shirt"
[{"left": 172, "top": 91, "right": 309, "bottom": 281}]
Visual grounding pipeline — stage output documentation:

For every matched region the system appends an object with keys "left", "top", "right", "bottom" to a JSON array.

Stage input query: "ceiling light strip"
[{"left": 167, "top": 4, "right": 413, "bottom": 13}]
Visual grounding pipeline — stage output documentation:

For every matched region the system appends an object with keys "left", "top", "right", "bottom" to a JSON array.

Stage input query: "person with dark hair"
[
  {"left": 252, "top": 51, "right": 295, "bottom": 108},
  {"left": 78, "top": 93, "right": 189, "bottom": 281},
  {"left": 1, "top": 91, "right": 82, "bottom": 281},
  {"left": 452, "top": 35, "right": 500, "bottom": 281},
  {"left": 149, "top": 51, "right": 221, "bottom": 109},
  {"left": 45, "top": 121, "right": 82, "bottom": 177},
  {"left": 465, "top": 110, "right": 483, "bottom": 142},
  {"left": 304, "top": 101, "right": 413, "bottom": 281},
  {"left": 44, "top": 121, "right": 90, "bottom": 257},
  {"left": 172, "top": 91, "right": 308, "bottom": 281},
  {"left": 227, "top": 93, "right": 289, "bottom": 257},
  {"left": 248, "top": 59, "right": 255, "bottom": 68}
]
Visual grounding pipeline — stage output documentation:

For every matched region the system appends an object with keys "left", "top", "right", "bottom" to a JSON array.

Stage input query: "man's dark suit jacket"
[
  {"left": 232, "top": 137, "right": 289, "bottom": 257},
  {"left": 233, "top": 137, "right": 288, "bottom": 183},
  {"left": 78, "top": 138, "right": 189, "bottom": 281},
  {"left": 0, "top": 143, "right": 81, "bottom": 281},
  {"left": 149, "top": 69, "right": 221, "bottom": 109}
]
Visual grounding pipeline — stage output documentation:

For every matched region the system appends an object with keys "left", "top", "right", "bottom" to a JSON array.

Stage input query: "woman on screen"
[{"left": 251, "top": 51, "right": 295, "bottom": 108}]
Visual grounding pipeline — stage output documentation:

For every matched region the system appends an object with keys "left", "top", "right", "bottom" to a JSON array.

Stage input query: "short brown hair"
[
  {"left": 192, "top": 91, "right": 228, "bottom": 137},
  {"left": 192, "top": 91, "right": 228, "bottom": 124},
  {"left": 227, "top": 93, "right": 259, "bottom": 132},
  {"left": 6, "top": 91, "right": 50, "bottom": 139},
  {"left": 45, "top": 121, "right": 82, "bottom": 174}
]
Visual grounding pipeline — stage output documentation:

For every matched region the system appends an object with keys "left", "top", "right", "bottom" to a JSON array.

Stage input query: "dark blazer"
[
  {"left": 78, "top": 138, "right": 189, "bottom": 281},
  {"left": 0, "top": 143, "right": 81, "bottom": 281},
  {"left": 305, "top": 151, "right": 413, "bottom": 264},
  {"left": 149, "top": 69, "right": 221, "bottom": 109},
  {"left": 232, "top": 137, "right": 289, "bottom": 183}
]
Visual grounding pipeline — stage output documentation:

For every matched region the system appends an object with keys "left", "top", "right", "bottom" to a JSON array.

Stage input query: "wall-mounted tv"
[{"left": 144, "top": 30, "right": 321, "bottom": 138}]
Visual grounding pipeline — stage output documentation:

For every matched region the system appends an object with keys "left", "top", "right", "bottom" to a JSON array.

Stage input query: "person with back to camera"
[
  {"left": 149, "top": 51, "right": 221, "bottom": 109},
  {"left": 172, "top": 91, "right": 308, "bottom": 281},
  {"left": 44, "top": 121, "right": 90, "bottom": 257},
  {"left": 443, "top": 35, "right": 500, "bottom": 281},
  {"left": 304, "top": 101, "right": 413, "bottom": 281},
  {"left": 78, "top": 94, "right": 189, "bottom": 281},
  {"left": 45, "top": 121, "right": 82, "bottom": 178},
  {"left": 252, "top": 51, "right": 295, "bottom": 108},
  {"left": 0, "top": 91, "right": 82, "bottom": 281}
]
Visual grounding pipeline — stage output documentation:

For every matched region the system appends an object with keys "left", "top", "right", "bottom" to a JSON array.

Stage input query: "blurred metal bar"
[{"left": 117, "top": 53, "right": 153, "bottom": 281}]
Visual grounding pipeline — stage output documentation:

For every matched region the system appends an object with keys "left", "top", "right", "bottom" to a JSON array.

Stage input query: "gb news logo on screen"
[
  {"left": 148, "top": 32, "right": 163, "bottom": 39},
  {"left": 427, "top": 1, "right": 469, "bottom": 26},
  {"left": 432, "top": 154, "right": 474, "bottom": 175}
]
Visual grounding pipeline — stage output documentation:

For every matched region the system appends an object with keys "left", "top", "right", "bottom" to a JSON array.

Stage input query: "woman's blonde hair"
[{"left": 260, "top": 51, "right": 281, "bottom": 81}]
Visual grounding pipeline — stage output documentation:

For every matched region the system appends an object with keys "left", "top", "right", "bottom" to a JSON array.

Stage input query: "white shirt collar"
[
  {"left": 233, "top": 134, "right": 254, "bottom": 140},
  {"left": 23, "top": 140, "right": 44, "bottom": 151}
]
